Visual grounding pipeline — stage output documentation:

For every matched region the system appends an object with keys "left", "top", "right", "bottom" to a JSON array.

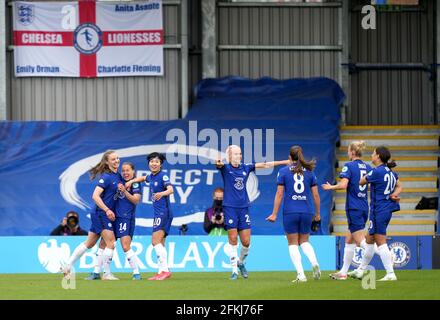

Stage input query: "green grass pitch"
[{"left": 0, "top": 270, "right": 439, "bottom": 300}]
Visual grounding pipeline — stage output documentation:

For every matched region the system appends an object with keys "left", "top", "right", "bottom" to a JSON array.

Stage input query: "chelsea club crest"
[
  {"left": 351, "top": 246, "right": 365, "bottom": 268},
  {"left": 73, "top": 23, "right": 103, "bottom": 55},
  {"left": 389, "top": 242, "right": 411, "bottom": 268}
]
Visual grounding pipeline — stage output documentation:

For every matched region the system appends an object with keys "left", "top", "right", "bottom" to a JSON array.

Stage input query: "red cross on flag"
[{"left": 13, "top": 0, "right": 164, "bottom": 77}]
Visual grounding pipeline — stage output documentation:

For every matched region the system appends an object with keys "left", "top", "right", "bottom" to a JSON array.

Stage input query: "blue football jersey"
[
  {"left": 277, "top": 166, "right": 318, "bottom": 215},
  {"left": 339, "top": 159, "right": 372, "bottom": 212},
  {"left": 219, "top": 163, "right": 256, "bottom": 208},
  {"left": 95, "top": 171, "right": 122, "bottom": 214},
  {"left": 146, "top": 171, "right": 172, "bottom": 214},
  {"left": 366, "top": 164, "right": 400, "bottom": 213},
  {"left": 115, "top": 180, "right": 142, "bottom": 218}
]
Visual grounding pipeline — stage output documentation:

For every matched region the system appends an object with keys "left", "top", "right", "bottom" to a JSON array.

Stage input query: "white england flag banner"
[{"left": 13, "top": 1, "right": 164, "bottom": 77}]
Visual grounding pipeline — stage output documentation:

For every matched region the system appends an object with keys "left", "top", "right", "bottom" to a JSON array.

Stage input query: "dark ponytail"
[
  {"left": 289, "top": 146, "right": 316, "bottom": 175},
  {"left": 375, "top": 146, "right": 397, "bottom": 169}
]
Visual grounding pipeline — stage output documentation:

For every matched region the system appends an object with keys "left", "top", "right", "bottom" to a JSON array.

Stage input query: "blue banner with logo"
[
  {"left": 336, "top": 236, "right": 433, "bottom": 270},
  {"left": 0, "top": 235, "right": 336, "bottom": 273},
  {"left": 0, "top": 77, "right": 344, "bottom": 236}
]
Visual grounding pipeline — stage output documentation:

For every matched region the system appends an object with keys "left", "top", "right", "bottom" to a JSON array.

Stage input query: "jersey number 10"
[{"left": 153, "top": 218, "right": 162, "bottom": 227}]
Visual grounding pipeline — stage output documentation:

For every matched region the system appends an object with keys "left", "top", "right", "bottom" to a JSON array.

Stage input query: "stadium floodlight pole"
[
  {"left": 339, "top": 0, "right": 350, "bottom": 127},
  {"left": 0, "top": 0, "right": 7, "bottom": 120},
  {"left": 437, "top": 0, "right": 440, "bottom": 234},
  {"left": 437, "top": 0, "right": 440, "bottom": 127},
  {"left": 201, "top": 0, "right": 217, "bottom": 79},
  {"left": 180, "top": 0, "right": 189, "bottom": 118}
]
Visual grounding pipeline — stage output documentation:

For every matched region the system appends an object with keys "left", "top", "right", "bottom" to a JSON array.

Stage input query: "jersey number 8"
[{"left": 293, "top": 173, "right": 305, "bottom": 193}]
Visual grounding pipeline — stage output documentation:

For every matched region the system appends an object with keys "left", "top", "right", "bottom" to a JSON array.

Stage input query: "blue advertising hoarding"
[
  {"left": 337, "top": 236, "right": 433, "bottom": 270},
  {"left": 0, "top": 235, "right": 336, "bottom": 274}
]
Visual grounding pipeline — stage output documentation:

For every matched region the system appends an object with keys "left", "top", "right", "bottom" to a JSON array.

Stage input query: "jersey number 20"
[{"left": 384, "top": 173, "right": 397, "bottom": 195}]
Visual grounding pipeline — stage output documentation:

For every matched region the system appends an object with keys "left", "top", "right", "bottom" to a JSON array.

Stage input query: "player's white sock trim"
[
  {"left": 359, "top": 244, "right": 375, "bottom": 270},
  {"left": 68, "top": 242, "right": 88, "bottom": 267},
  {"left": 103, "top": 247, "right": 114, "bottom": 274},
  {"left": 154, "top": 244, "right": 169, "bottom": 273},
  {"left": 230, "top": 245, "right": 238, "bottom": 274},
  {"left": 161, "top": 246, "right": 169, "bottom": 273},
  {"left": 93, "top": 248, "right": 104, "bottom": 274},
  {"left": 360, "top": 239, "right": 367, "bottom": 250},
  {"left": 288, "top": 245, "right": 304, "bottom": 277},
  {"left": 341, "top": 243, "right": 356, "bottom": 275},
  {"left": 300, "top": 242, "right": 318, "bottom": 267},
  {"left": 125, "top": 249, "right": 140, "bottom": 275},
  {"left": 239, "top": 245, "right": 249, "bottom": 264},
  {"left": 153, "top": 244, "right": 163, "bottom": 273},
  {"left": 377, "top": 244, "right": 394, "bottom": 274}
]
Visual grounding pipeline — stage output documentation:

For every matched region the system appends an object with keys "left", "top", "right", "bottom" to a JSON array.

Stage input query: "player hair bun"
[
  {"left": 387, "top": 160, "right": 397, "bottom": 169},
  {"left": 358, "top": 140, "right": 366, "bottom": 151}
]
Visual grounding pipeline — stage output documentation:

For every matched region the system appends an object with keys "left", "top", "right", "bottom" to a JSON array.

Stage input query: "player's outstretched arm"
[
  {"left": 125, "top": 175, "right": 146, "bottom": 189},
  {"left": 266, "top": 185, "right": 284, "bottom": 222},
  {"left": 215, "top": 157, "right": 225, "bottom": 169},
  {"left": 255, "top": 159, "right": 289, "bottom": 169},
  {"left": 311, "top": 185, "right": 321, "bottom": 221},
  {"left": 321, "top": 178, "right": 348, "bottom": 191}
]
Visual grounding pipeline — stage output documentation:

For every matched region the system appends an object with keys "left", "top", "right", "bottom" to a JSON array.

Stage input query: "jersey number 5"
[{"left": 359, "top": 170, "right": 367, "bottom": 192}]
